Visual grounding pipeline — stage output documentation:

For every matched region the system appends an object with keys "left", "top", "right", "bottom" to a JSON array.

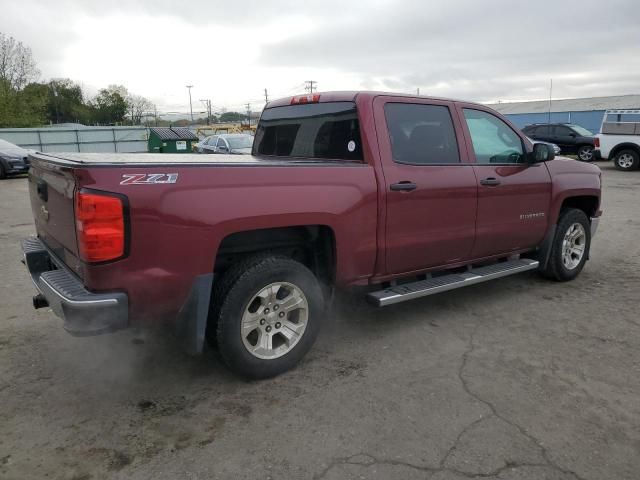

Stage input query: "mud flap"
[
  {"left": 176, "top": 273, "right": 214, "bottom": 355},
  {"left": 537, "top": 224, "right": 557, "bottom": 270}
]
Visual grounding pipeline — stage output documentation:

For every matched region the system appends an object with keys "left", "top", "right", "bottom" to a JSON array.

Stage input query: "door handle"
[
  {"left": 390, "top": 181, "right": 417, "bottom": 192},
  {"left": 480, "top": 177, "right": 501, "bottom": 186}
]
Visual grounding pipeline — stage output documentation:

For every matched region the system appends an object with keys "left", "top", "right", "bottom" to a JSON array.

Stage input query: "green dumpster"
[{"left": 148, "top": 127, "right": 198, "bottom": 153}]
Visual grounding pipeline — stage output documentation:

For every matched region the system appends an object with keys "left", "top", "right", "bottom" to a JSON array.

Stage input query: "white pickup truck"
[{"left": 595, "top": 109, "right": 640, "bottom": 171}]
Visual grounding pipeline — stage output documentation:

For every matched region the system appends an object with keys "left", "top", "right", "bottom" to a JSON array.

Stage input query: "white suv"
[{"left": 595, "top": 109, "right": 640, "bottom": 171}]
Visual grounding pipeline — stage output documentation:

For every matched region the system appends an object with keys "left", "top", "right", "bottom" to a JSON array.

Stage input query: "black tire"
[
  {"left": 209, "top": 255, "right": 324, "bottom": 379},
  {"left": 0, "top": 163, "right": 6, "bottom": 180},
  {"left": 577, "top": 145, "right": 594, "bottom": 162},
  {"left": 613, "top": 149, "right": 640, "bottom": 171},
  {"left": 539, "top": 208, "right": 591, "bottom": 281}
]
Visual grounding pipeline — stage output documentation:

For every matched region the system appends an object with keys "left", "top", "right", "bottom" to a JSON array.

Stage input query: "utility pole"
[
  {"left": 200, "top": 99, "right": 212, "bottom": 125},
  {"left": 154, "top": 104, "right": 158, "bottom": 127},
  {"left": 547, "top": 78, "right": 553, "bottom": 124},
  {"left": 51, "top": 85, "right": 60, "bottom": 124},
  {"left": 245, "top": 103, "right": 252, "bottom": 126},
  {"left": 186, "top": 85, "right": 194, "bottom": 123},
  {"left": 416, "top": 87, "right": 420, "bottom": 95},
  {"left": 264, "top": 88, "right": 269, "bottom": 104},
  {"left": 305, "top": 80, "right": 317, "bottom": 94}
]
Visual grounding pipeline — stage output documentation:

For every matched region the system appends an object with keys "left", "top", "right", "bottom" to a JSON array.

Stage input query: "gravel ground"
[{"left": 1, "top": 162, "right": 639, "bottom": 480}]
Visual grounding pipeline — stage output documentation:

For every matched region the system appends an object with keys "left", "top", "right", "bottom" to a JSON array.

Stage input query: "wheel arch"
[
  {"left": 610, "top": 142, "right": 640, "bottom": 160},
  {"left": 214, "top": 225, "right": 337, "bottom": 286},
  {"left": 560, "top": 195, "right": 600, "bottom": 219}
]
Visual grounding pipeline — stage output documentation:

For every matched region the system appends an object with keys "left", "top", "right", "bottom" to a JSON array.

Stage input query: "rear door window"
[
  {"left": 554, "top": 125, "right": 573, "bottom": 136},
  {"left": 535, "top": 125, "right": 550, "bottom": 136},
  {"left": 384, "top": 103, "right": 460, "bottom": 165},
  {"left": 254, "top": 102, "right": 362, "bottom": 160}
]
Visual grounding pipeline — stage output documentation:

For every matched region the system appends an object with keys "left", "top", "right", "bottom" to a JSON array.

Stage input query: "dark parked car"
[
  {"left": 0, "top": 139, "right": 31, "bottom": 179},
  {"left": 522, "top": 123, "right": 597, "bottom": 162}
]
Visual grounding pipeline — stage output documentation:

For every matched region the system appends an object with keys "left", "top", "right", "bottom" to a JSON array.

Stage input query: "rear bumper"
[{"left": 22, "top": 237, "right": 128, "bottom": 336}]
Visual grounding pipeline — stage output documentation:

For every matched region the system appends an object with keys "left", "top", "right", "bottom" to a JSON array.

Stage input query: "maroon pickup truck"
[{"left": 22, "top": 91, "right": 602, "bottom": 378}]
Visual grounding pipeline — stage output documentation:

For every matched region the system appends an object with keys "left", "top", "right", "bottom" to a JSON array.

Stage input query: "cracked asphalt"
[{"left": 1, "top": 163, "right": 639, "bottom": 480}]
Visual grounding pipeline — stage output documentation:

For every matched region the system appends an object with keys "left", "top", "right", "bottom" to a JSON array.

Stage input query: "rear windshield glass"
[{"left": 253, "top": 102, "right": 363, "bottom": 161}]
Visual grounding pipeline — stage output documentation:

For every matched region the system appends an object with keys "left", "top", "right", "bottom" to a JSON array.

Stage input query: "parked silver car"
[
  {"left": 196, "top": 134, "right": 253, "bottom": 154},
  {"left": 0, "top": 139, "right": 31, "bottom": 179}
]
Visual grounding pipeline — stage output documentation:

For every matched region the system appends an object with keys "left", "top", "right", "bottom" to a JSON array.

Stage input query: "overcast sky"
[{"left": 1, "top": 0, "right": 638, "bottom": 115}]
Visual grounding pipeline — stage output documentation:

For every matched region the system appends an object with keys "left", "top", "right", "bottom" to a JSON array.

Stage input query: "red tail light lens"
[
  {"left": 290, "top": 94, "right": 320, "bottom": 105},
  {"left": 594, "top": 137, "right": 600, "bottom": 148},
  {"left": 75, "top": 190, "right": 126, "bottom": 262}
]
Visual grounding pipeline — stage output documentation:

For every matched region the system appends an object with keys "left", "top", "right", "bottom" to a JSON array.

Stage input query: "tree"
[
  {"left": 46, "top": 78, "right": 90, "bottom": 124},
  {"left": 219, "top": 111, "right": 247, "bottom": 123},
  {"left": 0, "top": 33, "right": 39, "bottom": 90},
  {"left": 126, "top": 94, "right": 153, "bottom": 125},
  {"left": 93, "top": 85, "right": 128, "bottom": 125}
]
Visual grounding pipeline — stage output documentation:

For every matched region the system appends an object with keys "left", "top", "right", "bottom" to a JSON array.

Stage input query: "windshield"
[
  {"left": 254, "top": 101, "right": 363, "bottom": 161},
  {"left": 569, "top": 125, "right": 593, "bottom": 136},
  {"left": 226, "top": 135, "right": 254, "bottom": 149},
  {"left": 0, "top": 140, "right": 28, "bottom": 157}
]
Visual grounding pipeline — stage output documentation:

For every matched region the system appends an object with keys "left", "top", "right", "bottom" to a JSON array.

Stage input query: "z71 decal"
[{"left": 120, "top": 173, "right": 178, "bottom": 185}]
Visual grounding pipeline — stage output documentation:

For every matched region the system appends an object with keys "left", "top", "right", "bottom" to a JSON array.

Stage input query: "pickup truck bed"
[{"left": 23, "top": 91, "right": 602, "bottom": 378}]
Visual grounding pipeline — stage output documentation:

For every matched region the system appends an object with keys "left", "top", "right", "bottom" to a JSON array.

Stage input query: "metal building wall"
[
  {"left": 0, "top": 126, "right": 149, "bottom": 153},
  {"left": 504, "top": 110, "right": 605, "bottom": 134}
]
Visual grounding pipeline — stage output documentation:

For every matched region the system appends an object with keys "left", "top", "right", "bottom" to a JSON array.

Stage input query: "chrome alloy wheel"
[
  {"left": 578, "top": 146, "right": 594, "bottom": 161},
  {"left": 617, "top": 153, "right": 635, "bottom": 169},
  {"left": 241, "top": 282, "right": 309, "bottom": 360},
  {"left": 562, "top": 223, "right": 587, "bottom": 270}
]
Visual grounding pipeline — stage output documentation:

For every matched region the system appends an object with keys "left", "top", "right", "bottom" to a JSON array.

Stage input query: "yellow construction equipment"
[{"left": 195, "top": 123, "right": 256, "bottom": 137}]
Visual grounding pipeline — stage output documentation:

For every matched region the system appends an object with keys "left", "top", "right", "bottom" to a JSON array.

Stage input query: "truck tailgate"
[{"left": 28, "top": 157, "right": 81, "bottom": 275}]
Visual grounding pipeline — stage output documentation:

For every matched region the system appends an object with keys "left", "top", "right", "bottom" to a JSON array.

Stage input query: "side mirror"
[{"left": 530, "top": 143, "right": 555, "bottom": 163}]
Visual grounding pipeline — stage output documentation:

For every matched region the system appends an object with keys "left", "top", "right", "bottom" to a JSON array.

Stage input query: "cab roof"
[{"left": 265, "top": 90, "right": 485, "bottom": 109}]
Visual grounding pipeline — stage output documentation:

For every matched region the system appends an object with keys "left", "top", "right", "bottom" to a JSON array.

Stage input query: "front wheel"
[
  {"left": 614, "top": 149, "right": 640, "bottom": 171},
  {"left": 577, "top": 145, "right": 594, "bottom": 162},
  {"left": 210, "top": 255, "right": 324, "bottom": 379},
  {"left": 0, "top": 163, "right": 6, "bottom": 180},
  {"left": 539, "top": 208, "right": 591, "bottom": 281}
]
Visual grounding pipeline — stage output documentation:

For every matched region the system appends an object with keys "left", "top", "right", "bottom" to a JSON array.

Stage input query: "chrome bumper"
[{"left": 22, "top": 237, "right": 128, "bottom": 336}]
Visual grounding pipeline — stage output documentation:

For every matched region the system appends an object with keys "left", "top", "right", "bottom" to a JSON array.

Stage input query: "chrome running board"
[{"left": 368, "top": 258, "right": 539, "bottom": 307}]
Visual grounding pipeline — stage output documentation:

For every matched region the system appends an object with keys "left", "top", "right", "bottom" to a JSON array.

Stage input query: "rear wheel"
[
  {"left": 614, "top": 149, "right": 640, "bottom": 171},
  {"left": 577, "top": 145, "right": 594, "bottom": 162},
  {"left": 209, "top": 255, "right": 324, "bottom": 379},
  {"left": 539, "top": 208, "right": 591, "bottom": 281}
]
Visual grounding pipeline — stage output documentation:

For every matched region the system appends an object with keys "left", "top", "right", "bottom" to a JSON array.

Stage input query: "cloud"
[
  {"left": 259, "top": 0, "right": 640, "bottom": 101},
  {"left": 1, "top": 0, "right": 639, "bottom": 111}
]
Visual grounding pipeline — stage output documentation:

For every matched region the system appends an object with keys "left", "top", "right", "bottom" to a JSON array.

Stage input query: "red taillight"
[
  {"left": 594, "top": 137, "right": 600, "bottom": 148},
  {"left": 75, "top": 190, "right": 125, "bottom": 263},
  {"left": 290, "top": 94, "right": 320, "bottom": 105}
]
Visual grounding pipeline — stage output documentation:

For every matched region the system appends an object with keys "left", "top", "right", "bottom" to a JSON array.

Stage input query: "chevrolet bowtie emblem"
[{"left": 40, "top": 205, "right": 49, "bottom": 221}]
